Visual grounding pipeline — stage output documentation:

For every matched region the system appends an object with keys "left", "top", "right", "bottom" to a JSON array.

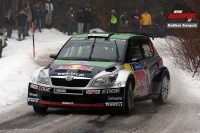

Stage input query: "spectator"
[
  {"left": 24, "top": 5, "right": 32, "bottom": 36},
  {"left": 23, "top": 0, "right": 31, "bottom": 10},
  {"left": 5, "top": 9, "right": 15, "bottom": 38},
  {"left": 33, "top": 3, "right": 43, "bottom": 32},
  {"left": 76, "top": 8, "right": 84, "bottom": 33},
  {"left": 110, "top": 9, "right": 118, "bottom": 32},
  {"left": 16, "top": 9, "right": 28, "bottom": 40},
  {"left": 131, "top": 9, "right": 140, "bottom": 33},
  {"left": 120, "top": 12, "right": 128, "bottom": 32},
  {"left": 83, "top": 7, "right": 89, "bottom": 33},
  {"left": 87, "top": 8, "right": 92, "bottom": 33},
  {"left": 66, "top": 7, "right": 76, "bottom": 35},
  {"left": 0, "top": 27, "right": 8, "bottom": 58},
  {"left": 140, "top": 9, "right": 152, "bottom": 34},
  {"left": 45, "top": 0, "right": 54, "bottom": 29},
  {"left": 38, "top": 0, "right": 44, "bottom": 11},
  {"left": 156, "top": 11, "right": 166, "bottom": 38}
]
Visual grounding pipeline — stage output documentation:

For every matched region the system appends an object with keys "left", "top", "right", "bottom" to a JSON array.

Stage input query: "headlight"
[
  {"left": 91, "top": 73, "right": 118, "bottom": 87},
  {"left": 37, "top": 70, "right": 49, "bottom": 84}
]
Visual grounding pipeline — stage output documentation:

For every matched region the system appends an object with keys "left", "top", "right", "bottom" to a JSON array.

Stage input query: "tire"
[
  {"left": 124, "top": 79, "right": 134, "bottom": 114},
  {"left": 152, "top": 73, "right": 169, "bottom": 105},
  {"left": 33, "top": 106, "right": 48, "bottom": 113}
]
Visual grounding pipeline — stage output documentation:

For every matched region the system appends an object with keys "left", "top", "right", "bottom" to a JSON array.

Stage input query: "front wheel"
[
  {"left": 33, "top": 106, "right": 48, "bottom": 113},
  {"left": 152, "top": 73, "right": 169, "bottom": 105},
  {"left": 124, "top": 79, "right": 134, "bottom": 114}
]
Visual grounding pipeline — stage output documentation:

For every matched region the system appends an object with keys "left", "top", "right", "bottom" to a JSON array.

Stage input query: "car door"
[
  {"left": 137, "top": 39, "right": 163, "bottom": 95},
  {"left": 128, "top": 39, "right": 149, "bottom": 98}
]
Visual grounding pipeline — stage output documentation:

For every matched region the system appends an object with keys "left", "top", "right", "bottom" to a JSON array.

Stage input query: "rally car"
[{"left": 28, "top": 32, "right": 170, "bottom": 114}]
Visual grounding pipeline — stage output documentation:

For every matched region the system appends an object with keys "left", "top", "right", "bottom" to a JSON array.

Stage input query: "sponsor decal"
[
  {"left": 62, "top": 102, "right": 74, "bottom": 104},
  {"left": 55, "top": 88, "right": 66, "bottom": 93},
  {"left": 102, "top": 89, "right": 120, "bottom": 94},
  {"left": 132, "top": 62, "right": 143, "bottom": 71},
  {"left": 27, "top": 98, "right": 39, "bottom": 103},
  {"left": 105, "top": 102, "right": 122, "bottom": 106},
  {"left": 70, "top": 61, "right": 91, "bottom": 65},
  {"left": 29, "top": 92, "right": 38, "bottom": 97},
  {"left": 58, "top": 72, "right": 84, "bottom": 77},
  {"left": 38, "top": 86, "right": 51, "bottom": 92},
  {"left": 117, "top": 83, "right": 122, "bottom": 87},
  {"left": 30, "top": 84, "right": 39, "bottom": 89},
  {"left": 108, "top": 96, "right": 122, "bottom": 100},
  {"left": 86, "top": 90, "right": 101, "bottom": 94},
  {"left": 57, "top": 65, "right": 93, "bottom": 71}
]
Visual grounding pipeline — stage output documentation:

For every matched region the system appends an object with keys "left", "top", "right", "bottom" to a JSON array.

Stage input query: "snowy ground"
[{"left": 0, "top": 28, "right": 200, "bottom": 114}]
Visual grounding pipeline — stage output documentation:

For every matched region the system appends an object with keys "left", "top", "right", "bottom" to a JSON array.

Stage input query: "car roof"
[{"left": 72, "top": 32, "right": 152, "bottom": 40}]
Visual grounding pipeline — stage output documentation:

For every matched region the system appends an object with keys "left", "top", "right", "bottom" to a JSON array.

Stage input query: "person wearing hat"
[
  {"left": 120, "top": 11, "right": 128, "bottom": 32},
  {"left": 140, "top": 9, "right": 152, "bottom": 34},
  {"left": 76, "top": 8, "right": 85, "bottom": 33},
  {"left": 5, "top": 9, "right": 15, "bottom": 38},
  {"left": 131, "top": 9, "right": 141, "bottom": 33},
  {"left": 156, "top": 11, "right": 166, "bottom": 38}
]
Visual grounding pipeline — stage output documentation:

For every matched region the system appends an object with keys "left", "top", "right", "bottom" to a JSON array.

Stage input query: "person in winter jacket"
[
  {"left": 33, "top": 3, "right": 43, "bottom": 32},
  {"left": 140, "top": 9, "right": 152, "bottom": 34},
  {"left": 110, "top": 9, "right": 118, "bottom": 32},
  {"left": 5, "top": 9, "right": 15, "bottom": 38},
  {"left": 76, "top": 8, "right": 85, "bottom": 33},
  {"left": 87, "top": 8, "right": 92, "bottom": 32},
  {"left": 131, "top": 9, "right": 140, "bottom": 33},
  {"left": 24, "top": 5, "right": 32, "bottom": 36},
  {"left": 156, "top": 11, "right": 166, "bottom": 38},
  {"left": 16, "top": 9, "right": 28, "bottom": 40},
  {"left": 45, "top": 0, "right": 54, "bottom": 29},
  {"left": 83, "top": 7, "right": 89, "bottom": 33},
  {"left": 66, "top": 7, "right": 76, "bottom": 35},
  {"left": 120, "top": 12, "right": 128, "bottom": 32},
  {"left": 0, "top": 27, "right": 7, "bottom": 58}
]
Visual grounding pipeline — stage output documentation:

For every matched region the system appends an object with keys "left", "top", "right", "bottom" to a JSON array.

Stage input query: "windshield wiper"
[
  {"left": 114, "top": 40, "right": 120, "bottom": 62},
  {"left": 89, "top": 38, "right": 96, "bottom": 60}
]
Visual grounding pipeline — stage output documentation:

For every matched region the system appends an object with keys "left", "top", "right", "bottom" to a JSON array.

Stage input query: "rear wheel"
[
  {"left": 124, "top": 79, "right": 134, "bottom": 114},
  {"left": 152, "top": 73, "right": 169, "bottom": 105},
  {"left": 33, "top": 106, "right": 48, "bottom": 113}
]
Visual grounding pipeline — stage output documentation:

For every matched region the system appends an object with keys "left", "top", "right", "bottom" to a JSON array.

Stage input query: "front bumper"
[{"left": 27, "top": 83, "right": 125, "bottom": 109}]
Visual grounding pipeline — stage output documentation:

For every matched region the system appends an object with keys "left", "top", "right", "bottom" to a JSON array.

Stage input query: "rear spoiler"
[
  {"left": 88, "top": 33, "right": 114, "bottom": 39},
  {"left": 116, "top": 32, "right": 154, "bottom": 40}
]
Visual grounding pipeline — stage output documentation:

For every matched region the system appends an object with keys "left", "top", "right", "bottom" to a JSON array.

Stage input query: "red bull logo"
[{"left": 57, "top": 65, "right": 93, "bottom": 71}]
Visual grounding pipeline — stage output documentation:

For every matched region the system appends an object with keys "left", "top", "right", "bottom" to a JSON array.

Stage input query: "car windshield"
[{"left": 57, "top": 39, "right": 126, "bottom": 62}]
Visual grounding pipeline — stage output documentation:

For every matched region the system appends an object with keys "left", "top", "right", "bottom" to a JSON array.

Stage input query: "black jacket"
[
  {"left": 156, "top": 15, "right": 166, "bottom": 26},
  {"left": 5, "top": 13, "right": 15, "bottom": 26},
  {"left": 76, "top": 12, "right": 84, "bottom": 23},
  {"left": 16, "top": 13, "right": 28, "bottom": 27},
  {"left": 87, "top": 11, "right": 92, "bottom": 23},
  {"left": 83, "top": 10, "right": 89, "bottom": 23},
  {"left": 33, "top": 7, "right": 43, "bottom": 19}
]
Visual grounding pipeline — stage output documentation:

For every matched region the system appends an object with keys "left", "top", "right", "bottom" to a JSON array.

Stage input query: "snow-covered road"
[{"left": 0, "top": 29, "right": 200, "bottom": 133}]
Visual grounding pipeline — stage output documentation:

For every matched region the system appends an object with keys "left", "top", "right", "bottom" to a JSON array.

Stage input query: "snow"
[{"left": 0, "top": 28, "right": 200, "bottom": 113}]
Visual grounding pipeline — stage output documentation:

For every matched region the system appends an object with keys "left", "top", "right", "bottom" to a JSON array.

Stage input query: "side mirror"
[
  {"left": 131, "top": 58, "right": 140, "bottom": 62},
  {"left": 50, "top": 54, "right": 57, "bottom": 59}
]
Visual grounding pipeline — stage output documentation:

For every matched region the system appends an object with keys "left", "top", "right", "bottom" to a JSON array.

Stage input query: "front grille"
[{"left": 51, "top": 78, "right": 90, "bottom": 87}]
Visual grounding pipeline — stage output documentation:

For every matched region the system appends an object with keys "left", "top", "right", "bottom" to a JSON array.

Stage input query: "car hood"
[{"left": 49, "top": 60, "right": 119, "bottom": 78}]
